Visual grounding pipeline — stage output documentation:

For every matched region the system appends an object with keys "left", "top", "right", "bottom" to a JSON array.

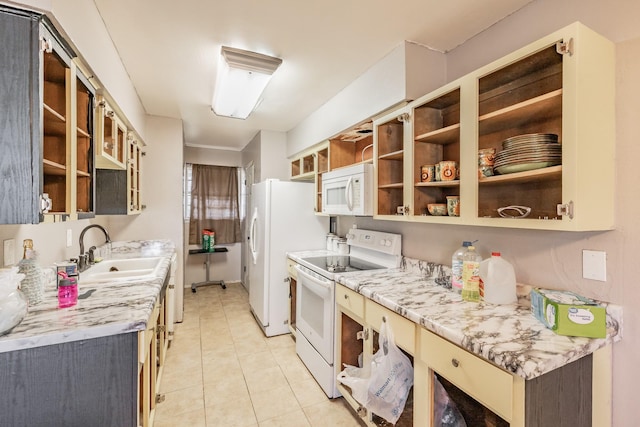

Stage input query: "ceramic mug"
[
  {"left": 478, "top": 148, "right": 496, "bottom": 178},
  {"left": 434, "top": 163, "right": 441, "bottom": 181},
  {"left": 439, "top": 161, "right": 458, "bottom": 181},
  {"left": 446, "top": 195, "right": 460, "bottom": 217},
  {"left": 420, "top": 165, "right": 435, "bottom": 182},
  {"left": 478, "top": 148, "right": 496, "bottom": 166}
]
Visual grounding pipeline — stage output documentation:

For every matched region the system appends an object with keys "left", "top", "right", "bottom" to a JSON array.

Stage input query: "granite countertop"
[
  {"left": 0, "top": 239, "right": 175, "bottom": 354},
  {"left": 287, "top": 251, "right": 623, "bottom": 381}
]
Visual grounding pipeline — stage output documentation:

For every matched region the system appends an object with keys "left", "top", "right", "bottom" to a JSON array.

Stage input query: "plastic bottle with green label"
[
  {"left": 451, "top": 241, "right": 472, "bottom": 293},
  {"left": 461, "top": 246, "right": 482, "bottom": 302}
]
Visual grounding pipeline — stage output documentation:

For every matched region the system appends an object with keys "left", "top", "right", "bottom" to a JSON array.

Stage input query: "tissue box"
[{"left": 530, "top": 288, "right": 606, "bottom": 338}]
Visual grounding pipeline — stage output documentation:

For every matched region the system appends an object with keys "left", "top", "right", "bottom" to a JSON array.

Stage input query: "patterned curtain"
[{"left": 188, "top": 164, "right": 241, "bottom": 245}]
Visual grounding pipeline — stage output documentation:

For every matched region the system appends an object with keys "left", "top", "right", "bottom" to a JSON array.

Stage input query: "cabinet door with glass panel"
[
  {"left": 473, "top": 22, "right": 614, "bottom": 231},
  {"left": 96, "top": 96, "right": 127, "bottom": 170}
]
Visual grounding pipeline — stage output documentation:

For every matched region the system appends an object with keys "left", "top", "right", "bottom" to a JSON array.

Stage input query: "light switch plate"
[
  {"left": 3, "top": 239, "right": 15, "bottom": 267},
  {"left": 583, "top": 250, "right": 607, "bottom": 281},
  {"left": 66, "top": 229, "right": 73, "bottom": 247}
]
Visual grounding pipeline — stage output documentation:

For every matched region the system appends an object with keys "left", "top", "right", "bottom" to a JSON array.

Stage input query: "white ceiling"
[{"left": 93, "top": 0, "right": 534, "bottom": 151}]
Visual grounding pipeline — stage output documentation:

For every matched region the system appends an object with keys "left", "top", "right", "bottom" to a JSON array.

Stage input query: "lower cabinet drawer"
[
  {"left": 420, "top": 328, "right": 514, "bottom": 421},
  {"left": 366, "top": 300, "right": 415, "bottom": 354},
  {"left": 336, "top": 285, "right": 365, "bottom": 318}
]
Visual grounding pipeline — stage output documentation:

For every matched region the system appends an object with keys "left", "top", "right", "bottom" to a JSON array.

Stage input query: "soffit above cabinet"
[{"left": 287, "top": 41, "right": 447, "bottom": 157}]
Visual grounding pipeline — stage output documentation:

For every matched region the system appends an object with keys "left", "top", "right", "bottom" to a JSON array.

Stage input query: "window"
[{"left": 184, "top": 163, "right": 242, "bottom": 245}]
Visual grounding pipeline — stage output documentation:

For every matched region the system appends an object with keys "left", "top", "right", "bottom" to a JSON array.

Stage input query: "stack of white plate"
[{"left": 493, "top": 133, "right": 561, "bottom": 175}]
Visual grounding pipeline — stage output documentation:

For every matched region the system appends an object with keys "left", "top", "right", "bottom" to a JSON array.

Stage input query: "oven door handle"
[{"left": 295, "top": 265, "right": 333, "bottom": 295}]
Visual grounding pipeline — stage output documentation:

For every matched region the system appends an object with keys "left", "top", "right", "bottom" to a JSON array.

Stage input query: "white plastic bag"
[
  {"left": 336, "top": 362, "right": 370, "bottom": 406},
  {"left": 366, "top": 320, "right": 414, "bottom": 424},
  {"left": 336, "top": 320, "right": 414, "bottom": 424}
]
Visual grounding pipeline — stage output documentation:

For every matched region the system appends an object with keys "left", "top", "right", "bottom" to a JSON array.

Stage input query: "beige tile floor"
[{"left": 154, "top": 282, "right": 363, "bottom": 427}]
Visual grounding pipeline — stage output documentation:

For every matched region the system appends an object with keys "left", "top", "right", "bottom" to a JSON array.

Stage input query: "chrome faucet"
[{"left": 79, "top": 224, "right": 111, "bottom": 271}]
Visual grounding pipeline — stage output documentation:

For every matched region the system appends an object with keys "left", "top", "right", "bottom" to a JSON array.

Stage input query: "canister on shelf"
[
  {"left": 439, "top": 161, "right": 458, "bottom": 181},
  {"left": 478, "top": 148, "right": 496, "bottom": 178},
  {"left": 420, "top": 165, "right": 435, "bottom": 182}
]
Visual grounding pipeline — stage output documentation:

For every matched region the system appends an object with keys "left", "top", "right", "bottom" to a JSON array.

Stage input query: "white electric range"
[{"left": 293, "top": 228, "right": 402, "bottom": 398}]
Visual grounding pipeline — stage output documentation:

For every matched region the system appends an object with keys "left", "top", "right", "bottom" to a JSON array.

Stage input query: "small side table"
[{"left": 188, "top": 247, "right": 229, "bottom": 292}]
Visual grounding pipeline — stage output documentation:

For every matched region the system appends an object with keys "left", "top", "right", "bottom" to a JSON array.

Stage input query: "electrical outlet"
[
  {"left": 3, "top": 239, "right": 15, "bottom": 267},
  {"left": 66, "top": 229, "right": 73, "bottom": 247},
  {"left": 583, "top": 250, "right": 607, "bottom": 281}
]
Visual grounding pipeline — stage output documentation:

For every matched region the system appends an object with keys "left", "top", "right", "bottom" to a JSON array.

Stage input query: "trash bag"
[
  {"left": 337, "top": 320, "right": 414, "bottom": 424},
  {"left": 337, "top": 362, "right": 370, "bottom": 406},
  {"left": 366, "top": 320, "right": 414, "bottom": 424},
  {"left": 433, "top": 375, "right": 467, "bottom": 427}
]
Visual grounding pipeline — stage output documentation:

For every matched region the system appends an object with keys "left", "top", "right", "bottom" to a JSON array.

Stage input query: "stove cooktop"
[{"left": 301, "top": 255, "right": 385, "bottom": 274}]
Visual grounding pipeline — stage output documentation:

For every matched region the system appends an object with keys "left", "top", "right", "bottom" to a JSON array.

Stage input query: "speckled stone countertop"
[
  {"left": 287, "top": 251, "right": 623, "bottom": 380},
  {"left": 0, "top": 239, "right": 175, "bottom": 354}
]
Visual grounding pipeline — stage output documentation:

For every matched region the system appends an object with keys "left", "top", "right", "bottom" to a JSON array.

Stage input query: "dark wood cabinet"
[
  {"left": 0, "top": 7, "right": 41, "bottom": 224},
  {"left": 0, "top": 333, "right": 138, "bottom": 427},
  {"left": 0, "top": 7, "right": 96, "bottom": 224},
  {"left": 96, "top": 169, "right": 128, "bottom": 215}
]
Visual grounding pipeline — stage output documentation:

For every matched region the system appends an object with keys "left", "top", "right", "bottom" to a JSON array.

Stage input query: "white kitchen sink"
[{"left": 80, "top": 257, "right": 164, "bottom": 283}]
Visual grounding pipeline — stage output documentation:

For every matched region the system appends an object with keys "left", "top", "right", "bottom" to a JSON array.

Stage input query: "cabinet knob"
[
  {"left": 451, "top": 358, "right": 460, "bottom": 368},
  {"left": 344, "top": 294, "right": 348, "bottom": 299}
]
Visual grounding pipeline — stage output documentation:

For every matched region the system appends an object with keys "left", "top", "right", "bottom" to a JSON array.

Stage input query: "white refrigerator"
[{"left": 248, "top": 179, "right": 328, "bottom": 337}]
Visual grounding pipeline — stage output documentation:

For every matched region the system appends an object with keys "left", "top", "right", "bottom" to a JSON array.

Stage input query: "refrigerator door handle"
[
  {"left": 345, "top": 177, "right": 354, "bottom": 211},
  {"left": 250, "top": 208, "right": 259, "bottom": 265}
]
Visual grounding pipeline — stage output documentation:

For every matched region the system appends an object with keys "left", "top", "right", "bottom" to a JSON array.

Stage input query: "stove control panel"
[{"left": 346, "top": 228, "right": 402, "bottom": 257}]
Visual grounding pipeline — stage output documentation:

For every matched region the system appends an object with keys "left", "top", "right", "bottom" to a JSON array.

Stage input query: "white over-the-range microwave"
[{"left": 321, "top": 163, "right": 374, "bottom": 216}]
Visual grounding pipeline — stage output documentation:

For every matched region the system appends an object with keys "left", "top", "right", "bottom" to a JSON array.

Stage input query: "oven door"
[{"left": 295, "top": 265, "right": 334, "bottom": 364}]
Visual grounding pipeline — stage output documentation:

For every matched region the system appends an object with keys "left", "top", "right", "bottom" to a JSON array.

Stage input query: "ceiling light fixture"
[{"left": 211, "top": 46, "right": 282, "bottom": 119}]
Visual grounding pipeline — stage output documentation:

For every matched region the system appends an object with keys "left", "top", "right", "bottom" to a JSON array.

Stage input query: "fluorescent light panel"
[{"left": 212, "top": 46, "right": 282, "bottom": 119}]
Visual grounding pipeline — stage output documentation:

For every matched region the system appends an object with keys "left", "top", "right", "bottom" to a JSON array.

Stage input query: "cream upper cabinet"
[
  {"left": 373, "top": 105, "right": 412, "bottom": 218},
  {"left": 95, "top": 96, "right": 127, "bottom": 170},
  {"left": 374, "top": 22, "right": 615, "bottom": 231},
  {"left": 290, "top": 141, "right": 329, "bottom": 213},
  {"left": 127, "top": 131, "right": 144, "bottom": 214}
]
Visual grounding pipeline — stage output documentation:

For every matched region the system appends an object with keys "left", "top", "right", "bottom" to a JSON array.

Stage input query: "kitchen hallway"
[{"left": 154, "top": 283, "right": 362, "bottom": 426}]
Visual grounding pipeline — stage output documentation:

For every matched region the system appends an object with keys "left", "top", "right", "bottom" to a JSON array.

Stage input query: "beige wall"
[
  {"left": 108, "top": 115, "right": 184, "bottom": 287},
  {"left": 241, "top": 130, "right": 289, "bottom": 182}
]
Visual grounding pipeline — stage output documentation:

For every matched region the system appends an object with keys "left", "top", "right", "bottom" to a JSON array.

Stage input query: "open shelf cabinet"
[
  {"left": 372, "top": 22, "right": 614, "bottom": 231},
  {"left": 40, "top": 26, "right": 96, "bottom": 221}
]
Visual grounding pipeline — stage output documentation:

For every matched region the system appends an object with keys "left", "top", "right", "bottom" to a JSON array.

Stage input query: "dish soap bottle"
[
  {"left": 461, "top": 245, "right": 482, "bottom": 302},
  {"left": 479, "top": 252, "right": 517, "bottom": 304},
  {"left": 451, "top": 241, "right": 472, "bottom": 293},
  {"left": 17, "top": 239, "right": 44, "bottom": 306}
]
